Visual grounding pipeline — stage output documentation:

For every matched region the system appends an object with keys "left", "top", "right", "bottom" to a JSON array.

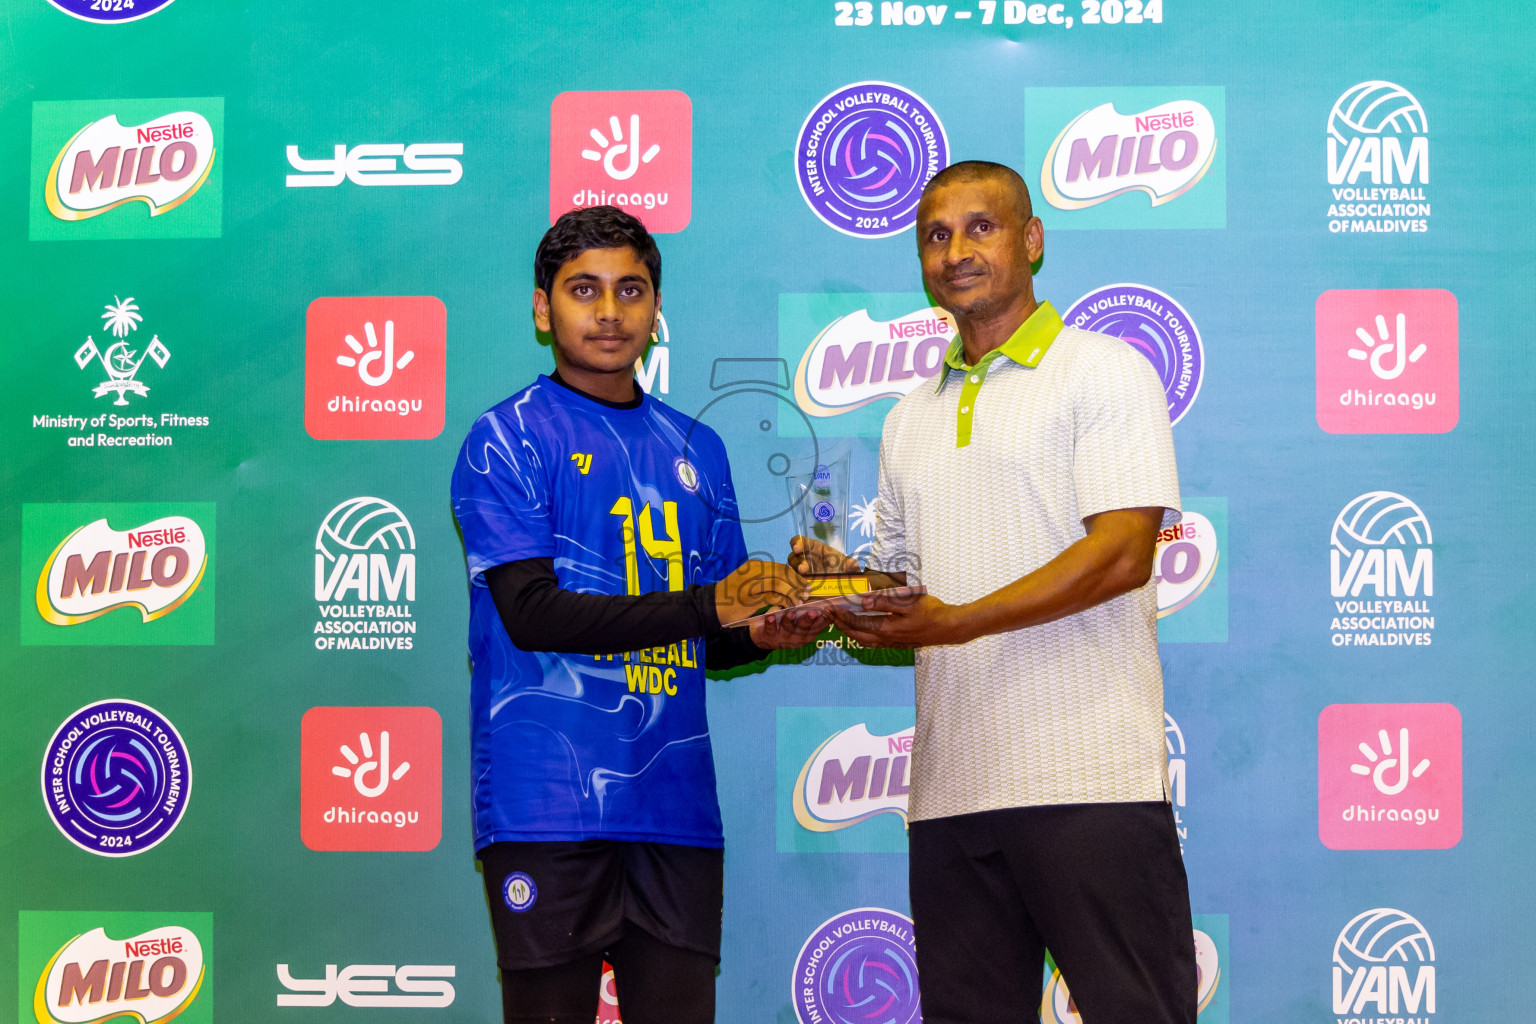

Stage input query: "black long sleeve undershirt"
[{"left": 484, "top": 558, "right": 768, "bottom": 671}]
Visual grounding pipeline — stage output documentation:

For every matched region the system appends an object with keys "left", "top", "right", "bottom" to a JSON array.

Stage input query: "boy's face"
[{"left": 533, "top": 246, "right": 659, "bottom": 377}]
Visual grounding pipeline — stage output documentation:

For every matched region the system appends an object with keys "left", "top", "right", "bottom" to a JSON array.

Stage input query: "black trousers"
[{"left": 908, "top": 801, "right": 1197, "bottom": 1024}]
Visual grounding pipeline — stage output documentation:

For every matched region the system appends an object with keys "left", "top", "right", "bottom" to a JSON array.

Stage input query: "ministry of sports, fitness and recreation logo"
[
  {"left": 41, "top": 699, "right": 191, "bottom": 857},
  {"left": 550, "top": 90, "right": 692, "bottom": 232},
  {"left": 47, "top": 0, "right": 178, "bottom": 23},
  {"left": 792, "top": 908, "right": 920, "bottom": 1024},
  {"left": 1062, "top": 284, "right": 1204, "bottom": 425},
  {"left": 779, "top": 292, "right": 955, "bottom": 437},
  {"left": 1326, "top": 81, "right": 1431, "bottom": 235},
  {"left": 1318, "top": 703, "right": 1462, "bottom": 851},
  {"left": 1041, "top": 918, "right": 1227, "bottom": 1023},
  {"left": 21, "top": 502, "right": 216, "bottom": 646},
  {"left": 21, "top": 912, "right": 212, "bottom": 1024},
  {"left": 305, "top": 296, "right": 447, "bottom": 440},
  {"left": 30, "top": 98, "right": 223, "bottom": 241},
  {"left": 1331, "top": 908, "right": 1437, "bottom": 1018},
  {"left": 1025, "top": 87, "right": 1226, "bottom": 230},
  {"left": 1316, "top": 289, "right": 1458, "bottom": 435},
  {"left": 796, "top": 82, "right": 948, "bottom": 239},
  {"left": 1328, "top": 491, "right": 1434, "bottom": 648},
  {"left": 300, "top": 706, "right": 441, "bottom": 852},
  {"left": 31, "top": 294, "right": 212, "bottom": 450},
  {"left": 312, "top": 497, "right": 418, "bottom": 651}
]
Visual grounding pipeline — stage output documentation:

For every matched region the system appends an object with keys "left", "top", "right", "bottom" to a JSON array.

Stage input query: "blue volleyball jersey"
[{"left": 451, "top": 376, "right": 749, "bottom": 850}]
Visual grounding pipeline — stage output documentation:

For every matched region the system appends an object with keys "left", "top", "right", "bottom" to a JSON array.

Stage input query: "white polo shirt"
[{"left": 869, "top": 301, "right": 1181, "bottom": 821}]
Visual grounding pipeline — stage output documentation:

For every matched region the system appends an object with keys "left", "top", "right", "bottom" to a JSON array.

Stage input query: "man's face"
[
  {"left": 533, "top": 246, "right": 658, "bottom": 374},
  {"left": 916, "top": 177, "right": 1043, "bottom": 319}
]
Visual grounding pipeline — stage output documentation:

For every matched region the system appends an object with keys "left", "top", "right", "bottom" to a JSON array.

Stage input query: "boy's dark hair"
[{"left": 534, "top": 205, "right": 661, "bottom": 295}]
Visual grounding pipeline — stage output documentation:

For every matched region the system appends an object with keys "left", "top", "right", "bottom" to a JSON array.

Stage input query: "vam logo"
[
  {"left": 305, "top": 297, "right": 446, "bottom": 440},
  {"left": 300, "top": 706, "right": 442, "bottom": 852},
  {"left": 313, "top": 497, "right": 418, "bottom": 651},
  {"left": 276, "top": 963, "right": 454, "bottom": 1008},
  {"left": 1165, "top": 713, "right": 1188, "bottom": 852},
  {"left": 1328, "top": 491, "right": 1434, "bottom": 647},
  {"left": 1316, "top": 289, "right": 1458, "bottom": 434},
  {"left": 1318, "top": 703, "right": 1462, "bottom": 850},
  {"left": 635, "top": 311, "right": 670, "bottom": 396},
  {"left": 20, "top": 912, "right": 212, "bottom": 1024},
  {"left": 1326, "top": 81, "right": 1431, "bottom": 234},
  {"left": 30, "top": 98, "right": 223, "bottom": 240},
  {"left": 1332, "top": 908, "right": 1436, "bottom": 1019},
  {"left": 1025, "top": 87, "right": 1225, "bottom": 229},
  {"left": 22, "top": 503, "right": 215, "bottom": 645},
  {"left": 550, "top": 90, "right": 692, "bottom": 232},
  {"left": 286, "top": 142, "right": 462, "bottom": 187}
]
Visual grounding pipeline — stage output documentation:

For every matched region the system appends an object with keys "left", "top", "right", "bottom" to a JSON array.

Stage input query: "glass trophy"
[{"left": 786, "top": 439, "right": 851, "bottom": 557}]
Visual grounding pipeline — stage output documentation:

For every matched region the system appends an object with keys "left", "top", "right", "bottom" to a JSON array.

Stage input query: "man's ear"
[{"left": 532, "top": 288, "right": 552, "bottom": 333}]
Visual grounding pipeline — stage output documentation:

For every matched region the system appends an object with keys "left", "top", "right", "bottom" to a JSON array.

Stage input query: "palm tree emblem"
[{"left": 74, "top": 296, "right": 171, "bottom": 405}]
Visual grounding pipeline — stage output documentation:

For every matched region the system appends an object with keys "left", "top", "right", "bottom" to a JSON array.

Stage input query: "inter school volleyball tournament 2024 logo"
[
  {"left": 313, "top": 497, "right": 418, "bottom": 651},
  {"left": 1025, "top": 87, "right": 1225, "bottom": 230},
  {"left": 550, "top": 90, "right": 692, "bottom": 232},
  {"left": 1328, "top": 491, "right": 1434, "bottom": 648},
  {"left": 1316, "top": 289, "right": 1458, "bottom": 434},
  {"left": 304, "top": 297, "right": 446, "bottom": 440},
  {"left": 40, "top": 699, "right": 191, "bottom": 857},
  {"left": 47, "top": 0, "right": 178, "bottom": 24},
  {"left": 1331, "top": 908, "right": 1437, "bottom": 1020},
  {"left": 1326, "top": 81, "right": 1431, "bottom": 234},
  {"left": 1062, "top": 284, "right": 1204, "bottom": 425},
  {"left": 21, "top": 911, "right": 211, "bottom": 1024},
  {"left": 1041, "top": 917, "right": 1228, "bottom": 1024},
  {"left": 300, "top": 706, "right": 441, "bottom": 852},
  {"left": 21, "top": 502, "right": 215, "bottom": 646},
  {"left": 793, "top": 908, "right": 921, "bottom": 1024},
  {"left": 1318, "top": 703, "right": 1461, "bottom": 851},
  {"left": 796, "top": 82, "right": 948, "bottom": 239},
  {"left": 29, "top": 98, "right": 223, "bottom": 241}
]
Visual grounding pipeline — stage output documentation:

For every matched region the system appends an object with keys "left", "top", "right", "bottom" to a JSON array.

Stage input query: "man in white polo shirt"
[{"left": 803, "top": 161, "right": 1195, "bottom": 1024}]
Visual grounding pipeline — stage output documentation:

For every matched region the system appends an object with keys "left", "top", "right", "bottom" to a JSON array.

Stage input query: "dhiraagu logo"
[
  {"left": 1025, "top": 87, "right": 1225, "bottom": 230},
  {"left": 19, "top": 911, "right": 212, "bottom": 1024},
  {"left": 777, "top": 707, "right": 914, "bottom": 853},
  {"left": 21, "top": 502, "right": 216, "bottom": 646}
]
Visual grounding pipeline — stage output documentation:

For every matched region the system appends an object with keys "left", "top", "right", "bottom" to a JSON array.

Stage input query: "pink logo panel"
[
  {"left": 1316, "top": 288, "right": 1458, "bottom": 434},
  {"left": 1318, "top": 702, "right": 1461, "bottom": 850},
  {"left": 301, "top": 706, "right": 442, "bottom": 851},
  {"left": 550, "top": 90, "right": 692, "bottom": 233}
]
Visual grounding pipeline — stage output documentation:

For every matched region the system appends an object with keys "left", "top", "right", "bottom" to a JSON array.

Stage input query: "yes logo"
[
  {"left": 21, "top": 502, "right": 215, "bottom": 646},
  {"left": 1025, "top": 87, "right": 1226, "bottom": 230},
  {"left": 285, "top": 142, "right": 463, "bottom": 187},
  {"left": 550, "top": 90, "right": 692, "bottom": 232},
  {"left": 30, "top": 98, "right": 223, "bottom": 241},
  {"left": 1318, "top": 703, "right": 1462, "bottom": 850},
  {"left": 300, "top": 706, "right": 442, "bottom": 852},
  {"left": 1331, "top": 909, "right": 1437, "bottom": 1018},
  {"left": 20, "top": 912, "right": 212, "bottom": 1024},
  {"left": 1316, "top": 289, "right": 1458, "bottom": 433},
  {"left": 276, "top": 963, "right": 455, "bottom": 1008},
  {"left": 304, "top": 297, "right": 446, "bottom": 440}
]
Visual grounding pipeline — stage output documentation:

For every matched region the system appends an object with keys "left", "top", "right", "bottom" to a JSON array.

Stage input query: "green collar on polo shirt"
[{"left": 938, "top": 300, "right": 1064, "bottom": 448}]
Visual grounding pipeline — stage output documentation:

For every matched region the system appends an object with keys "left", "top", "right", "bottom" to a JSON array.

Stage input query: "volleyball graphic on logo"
[
  {"left": 1327, "top": 81, "right": 1427, "bottom": 141},
  {"left": 1333, "top": 908, "right": 1435, "bottom": 969},
  {"left": 316, "top": 496, "right": 416, "bottom": 561},
  {"left": 1330, "top": 491, "right": 1431, "bottom": 555}
]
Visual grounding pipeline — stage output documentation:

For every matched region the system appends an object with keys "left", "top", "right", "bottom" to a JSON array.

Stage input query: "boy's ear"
[{"left": 532, "top": 288, "right": 552, "bottom": 333}]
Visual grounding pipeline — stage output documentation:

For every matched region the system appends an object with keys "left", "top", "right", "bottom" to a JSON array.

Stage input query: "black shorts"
[
  {"left": 478, "top": 840, "right": 723, "bottom": 971},
  {"left": 908, "top": 801, "right": 1197, "bottom": 1024}
]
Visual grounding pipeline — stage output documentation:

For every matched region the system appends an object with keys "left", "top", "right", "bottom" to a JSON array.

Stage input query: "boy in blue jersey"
[{"left": 452, "top": 206, "right": 823, "bottom": 1024}]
